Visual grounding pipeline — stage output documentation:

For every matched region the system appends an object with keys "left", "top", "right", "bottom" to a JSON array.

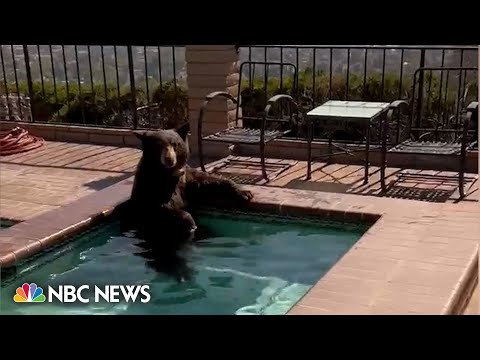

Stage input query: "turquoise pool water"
[{"left": 0, "top": 210, "right": 367, "bottom": 315}]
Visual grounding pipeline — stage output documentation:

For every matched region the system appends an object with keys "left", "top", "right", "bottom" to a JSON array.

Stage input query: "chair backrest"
[
  {"left": 235, "top": 61, "right": 299, "bottom": 127},
  {"left": 408, "top": 66, "right": 478, "bottom": 142}
]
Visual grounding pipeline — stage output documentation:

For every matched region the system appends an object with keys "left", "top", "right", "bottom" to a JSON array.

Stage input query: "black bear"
[{"left": 124, "top": 121, "right": 254, "bottom": 252}]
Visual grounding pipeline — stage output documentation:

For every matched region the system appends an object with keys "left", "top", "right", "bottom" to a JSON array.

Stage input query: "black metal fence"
[
  {"left": 239, "top": 46, "right": 478, "bottom": 102},
  {"left": 1, "top": 45, "right": 478, "bottom": 142},
  {"left": 0, "top": 45, "right": 186, "bottom": 129},
  {"left": 237, "top": 45, "right": 478, "bottom": 144}
]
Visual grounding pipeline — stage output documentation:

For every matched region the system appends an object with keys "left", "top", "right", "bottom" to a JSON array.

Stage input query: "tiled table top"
[{"left": 307, "top": 100, "right": 391, "bottom": 120}]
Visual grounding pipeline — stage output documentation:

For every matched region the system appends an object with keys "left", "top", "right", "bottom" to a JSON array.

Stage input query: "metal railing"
[
  {"left": 1, "top": 45, "right": 477, "bottom": 144},
  {"left": 238, "top": 45, "right": 478, "bottom": 144},
  {"left": 0, "top": 45, "right": 186, "bottom": 129}
]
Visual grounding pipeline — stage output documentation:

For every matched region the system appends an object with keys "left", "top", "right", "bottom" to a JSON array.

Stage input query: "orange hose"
[{"left": 0, "top": 127, "right": 45, "bottom": 156}]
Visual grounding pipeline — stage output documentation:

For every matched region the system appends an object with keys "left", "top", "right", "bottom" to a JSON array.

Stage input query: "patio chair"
[
  {"left": 196, "top": 61, "right": 301, "bottom": 182},
  {"left": 380, "top": 66, "right": 478, "bottom": 198}
]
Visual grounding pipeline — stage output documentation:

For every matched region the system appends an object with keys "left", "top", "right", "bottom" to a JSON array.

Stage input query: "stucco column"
[{"left": 185, "top": 45, "right": 240, "bottom": 155}]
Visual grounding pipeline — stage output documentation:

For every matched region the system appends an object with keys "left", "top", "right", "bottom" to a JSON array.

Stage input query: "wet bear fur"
[{"left": 124, "top": 122, "right": 254, "bottom": 252}]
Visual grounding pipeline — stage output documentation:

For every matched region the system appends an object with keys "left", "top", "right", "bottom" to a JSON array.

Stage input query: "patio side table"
[{"left": 306, "top": 100, "right": 390, "bottom": 184}]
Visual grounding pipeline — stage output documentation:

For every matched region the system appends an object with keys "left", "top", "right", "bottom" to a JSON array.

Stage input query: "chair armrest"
[
  {"left": 385, "top": 100, "right": 409, "bottom": 128},
  {"left": 381, "top": 100, "right": 410, "bottom": 147},
  {"left": 459, "top": 101, "right": 479, "bottom": 153},
  {"left": 264, "top": 94, "right": 299, "bottom": 116},
  {"left": 204, "top": 91, "right": 238, "bottom": 104},
  {"left": 388, "top": 100, "right": 409, "bottom": 112},
  {"left": 198, "top": 91, "right": 239, "bottom": 133},
  {"left": 461, "top": 101, "right": 478, "bottom": 134},
  {"left": 466, "top": 101, "right": 478, "bottom": 112}
]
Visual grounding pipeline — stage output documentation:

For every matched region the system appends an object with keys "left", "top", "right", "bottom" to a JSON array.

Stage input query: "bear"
[{"left": 123, "top": 121, "right": 254, "bottom": 253}]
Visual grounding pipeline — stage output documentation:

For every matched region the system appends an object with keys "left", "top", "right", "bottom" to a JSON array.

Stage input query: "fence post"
[
  {"left": 22, "top": 45, "right": 35, "bottom": 122},
  {"left": 415, "top": 49, "right": 426, "bottom": 129},
  {"left": 127, "top": 45, "right": 138, "bottom": 129}
]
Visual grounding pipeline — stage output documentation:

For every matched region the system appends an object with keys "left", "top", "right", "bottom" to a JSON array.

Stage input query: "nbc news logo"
[{"left": 13, "top": 282, "right": 151, "bottom": 304}]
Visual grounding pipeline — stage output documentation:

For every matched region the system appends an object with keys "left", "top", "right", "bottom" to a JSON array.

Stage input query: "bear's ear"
[{"left": 175, "top": 122, "right": 190, "bottom": 141}]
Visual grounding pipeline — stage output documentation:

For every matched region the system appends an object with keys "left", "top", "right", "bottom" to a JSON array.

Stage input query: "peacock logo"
[{"left": 13, "top": 283, "right": 46, "bottom": 303}]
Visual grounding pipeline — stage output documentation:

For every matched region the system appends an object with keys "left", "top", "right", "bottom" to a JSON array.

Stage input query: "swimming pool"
[{"left": 0, "top": 210, "right": 367, "bottom": 315}]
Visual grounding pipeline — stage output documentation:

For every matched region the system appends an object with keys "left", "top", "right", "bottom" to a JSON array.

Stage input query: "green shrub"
[
  {"left": 0, "top": 80, "right": 187, "bottom": 128},
  {"left": 0, "top": 68, "right": 476, "bottom": 144}
]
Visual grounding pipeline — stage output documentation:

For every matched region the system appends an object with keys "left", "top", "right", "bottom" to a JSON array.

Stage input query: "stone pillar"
[{"left": 185, "top": 45, "right": 240, "bottom": 155}]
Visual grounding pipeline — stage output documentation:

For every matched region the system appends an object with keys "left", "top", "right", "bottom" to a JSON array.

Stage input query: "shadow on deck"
[
  {"left": 1, "top": 140, "right": 478, "bottom": 225},
  {"left": 205, "top": 156, "right": 479, "bottom": 204}
]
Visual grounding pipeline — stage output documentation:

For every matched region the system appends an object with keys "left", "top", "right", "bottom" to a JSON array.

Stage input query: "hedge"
[{"left": 1, "top": 68, "right": 477, "bottom": 143}]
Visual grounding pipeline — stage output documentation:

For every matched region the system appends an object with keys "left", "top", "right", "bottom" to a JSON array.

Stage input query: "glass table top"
[{"left": 307, "top": 100, "right": 391, "bottom": 120}]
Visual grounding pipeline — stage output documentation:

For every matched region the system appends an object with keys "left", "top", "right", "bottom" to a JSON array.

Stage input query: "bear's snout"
[{"left": 161, "top": 145, "right": 177, "bottom": 168}]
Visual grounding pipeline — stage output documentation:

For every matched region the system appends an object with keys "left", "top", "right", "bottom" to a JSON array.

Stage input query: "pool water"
[{"left": 0, "top": 210, "right": 367, "bottom": 315}]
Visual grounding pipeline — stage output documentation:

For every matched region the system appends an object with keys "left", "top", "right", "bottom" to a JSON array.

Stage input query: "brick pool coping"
[{"left": 0, "top": 176, "right": 478, "bottom": 314}]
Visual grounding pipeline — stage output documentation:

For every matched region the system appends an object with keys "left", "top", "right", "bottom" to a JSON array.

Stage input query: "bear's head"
[{"left": 133, "top": 122, "right": 190, "bottom": 174}]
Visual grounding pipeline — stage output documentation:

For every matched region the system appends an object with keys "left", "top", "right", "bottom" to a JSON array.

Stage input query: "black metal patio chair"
[
  {"left": 196, "top": 61, "right": 301, "bottom": 182},
  {"left": 380, "top": 66, "right": 478, "bottom": 199}
]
